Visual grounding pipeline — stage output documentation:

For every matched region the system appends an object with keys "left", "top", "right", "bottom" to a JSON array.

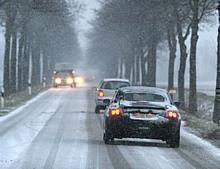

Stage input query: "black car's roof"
[{"left": 120, "top": 86, "right": 167, "bottom": 94}]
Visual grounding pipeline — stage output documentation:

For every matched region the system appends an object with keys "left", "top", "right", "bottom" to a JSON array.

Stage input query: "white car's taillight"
[{"left": 98, "top": 90, "right": 104, "bottom": 97}]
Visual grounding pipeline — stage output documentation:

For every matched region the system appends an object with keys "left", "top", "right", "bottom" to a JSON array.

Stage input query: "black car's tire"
[
  {"left": 95, "top": 106, "right": 100, "bottom": 114},
  {"left": 103, "top": 133, "right": 110, "bottom": 144},
  {"left": 168, "top": 129, "right": 180, "bottom": 148},
  {"left": 103, "top": 131, "right": 114, "bottom": 144}
]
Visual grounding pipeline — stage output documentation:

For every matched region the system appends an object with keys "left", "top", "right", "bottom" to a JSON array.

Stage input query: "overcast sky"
[{"left": 76, "top": 0, "right": 100, "bottom": 49}]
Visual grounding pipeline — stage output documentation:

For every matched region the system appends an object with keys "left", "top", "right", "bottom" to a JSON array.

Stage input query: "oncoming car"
[
  {"left": 53, "top": 70, "right": 76, "bottom": 88},
  {"left": 103, "top": 86, "right": 181, "bottom": 148},
  {"left": 95, "top": 79, "right": 130, "bottom": 113}
]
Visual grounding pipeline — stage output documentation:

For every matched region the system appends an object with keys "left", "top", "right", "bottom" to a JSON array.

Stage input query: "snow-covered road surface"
[{"left": 0, "top": 87, "right": 220, "bottom": 169}]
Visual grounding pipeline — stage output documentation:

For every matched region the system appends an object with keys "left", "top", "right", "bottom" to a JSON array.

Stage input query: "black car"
[
  {"left": 103, "top": 86, "right": 181, "bottom": 148},
  {"left": 52, "top": 70, "right": 76, "bottom": 88}
]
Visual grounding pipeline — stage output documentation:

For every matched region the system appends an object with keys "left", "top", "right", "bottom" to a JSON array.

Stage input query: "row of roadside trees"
[
  {"left": 87, "top": 0, "right": 215, "bottom": 116},
  {"left": 0, "top": 0, "right": 81, "bottom": 96}
]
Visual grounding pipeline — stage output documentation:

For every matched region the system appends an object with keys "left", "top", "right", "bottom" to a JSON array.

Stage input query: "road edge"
[{"left": 0, "top": 89, "right": 49, "bottom": 124}]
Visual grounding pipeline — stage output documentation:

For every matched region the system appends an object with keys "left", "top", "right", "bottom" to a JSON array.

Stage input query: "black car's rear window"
[
  {"left": 101, "top": 81, "right": 130, "bottom": 90},
  {"left": 124, "top": 92, "right": 165, "bottom": 102}
]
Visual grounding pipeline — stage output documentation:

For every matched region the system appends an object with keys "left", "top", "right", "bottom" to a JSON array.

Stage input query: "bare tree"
[
  {"left": 214, "top": 0, "right": 220, "bottom": 125},
  {"left": 1, "top": 0, "right": 81, "bottom": 95},
  {"left": 189, "top": 0, "right": 215, "bottom": 114}
]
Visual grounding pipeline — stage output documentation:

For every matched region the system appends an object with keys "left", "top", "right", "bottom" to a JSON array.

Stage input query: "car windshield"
[
  {"left": 124, "top": 92, "right": 165, "bottom": 102},
  {"left": 101, "top": 81, "right": 129, "bottom": 90},
  {"left": 55, "top": 72, "right": 72, "bottom": 78}
]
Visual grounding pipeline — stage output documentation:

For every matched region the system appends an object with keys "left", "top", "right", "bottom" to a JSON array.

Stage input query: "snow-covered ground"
[{"left": 0, "top": 87, "right": 220, "bottom": 169}]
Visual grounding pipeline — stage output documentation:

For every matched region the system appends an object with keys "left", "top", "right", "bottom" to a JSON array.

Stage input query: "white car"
[{"left": 95, "top": 79, "right": 130, "bottom": 113}]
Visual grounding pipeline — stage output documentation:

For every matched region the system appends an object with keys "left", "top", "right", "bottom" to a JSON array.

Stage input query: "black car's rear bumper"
[{"left": 105, "top": 117, "right": 180, "bottom": 140}]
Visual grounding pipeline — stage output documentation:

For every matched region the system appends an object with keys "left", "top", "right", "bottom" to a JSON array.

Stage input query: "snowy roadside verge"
[
  {"left": 0, "top": 89, "right": 62, "bottom": 168},
  {"left": 181, "top": 124, "right": 220, "bottom": 163},
  {"left": 181, "top": 107, "right": 220, "bottom": 148},
  {"left": 0, "top": 86, "right": 49, "bottom": 116},
  {"left": 174, "top": 89, "right": 220, "bottom": 148},
  {"left": 0, "top": 89, "right": 49, "bottom": 123}
]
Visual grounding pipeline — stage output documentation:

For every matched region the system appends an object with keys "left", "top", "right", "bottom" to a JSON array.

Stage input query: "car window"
[
  {"left": 101, "top": 81, "right": 130, "bottom": 90},
  {"left": 55, "top": 72, "right": 72, "bottom": 78},
  {"left": 123, "top": 92, "right": 166, "bottom": 102}
]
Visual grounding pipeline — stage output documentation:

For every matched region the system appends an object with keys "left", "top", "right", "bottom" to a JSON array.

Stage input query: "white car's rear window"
[{"left": 101, "top": 81, "right": 130, "bottom": 90}]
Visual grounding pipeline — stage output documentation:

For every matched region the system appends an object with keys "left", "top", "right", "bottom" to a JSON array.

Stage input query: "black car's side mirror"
[
  {"left": 119, "top": 95, "right": 124, "bottom": 100},
  {"left": 113, "top": 100, "right": 118, "bottom": 103},
  {"left": 173, "top": 101, "right": 181, "bottom": 108},
  {"left": 103, "top": 99, "right": 111, "bottom": 106}
]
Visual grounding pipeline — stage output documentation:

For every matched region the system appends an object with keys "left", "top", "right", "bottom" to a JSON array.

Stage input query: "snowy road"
[{"left": 0, "top": 87, "right": 220, "bottom": 169}]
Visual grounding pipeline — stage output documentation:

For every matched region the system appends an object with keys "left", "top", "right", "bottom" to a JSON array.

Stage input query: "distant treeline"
[
  {"left": 87, "top": 0, "right": 215, "bottom": 115},
  {"left": 0, "top": 0, "right": 81, "bottom": 95}
]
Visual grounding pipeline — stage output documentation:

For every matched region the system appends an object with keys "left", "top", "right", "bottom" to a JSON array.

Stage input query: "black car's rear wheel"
[
  {"left": 95, "top": 106, "right": 100, "bottom": 114},
  {"left": 103, "top": 129, "right": 114, "bottom": 144},
  {"left": 103, "top": 133, "right": 110, "bottom": 144},
  {"left": 167, "top": 129, "right": 180, "bottom": 148}
]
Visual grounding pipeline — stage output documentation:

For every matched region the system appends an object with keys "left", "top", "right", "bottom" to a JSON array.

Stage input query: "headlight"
[
  {"left": 75, "top": 77, "right": 84, "bottom": 84},
  {"left": 55, "top": 78, "right": 62, "bottom": 84},
  {"left": 66, "top": 77, "right": 74, "bottom": 84}
]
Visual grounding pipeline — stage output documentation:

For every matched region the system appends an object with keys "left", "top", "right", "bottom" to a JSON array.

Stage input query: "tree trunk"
[
  {"left": 176, "top": 19, "right": 188, "bottom": 109},
  {"left": 141, "top": 48, "right": 147, "bottom": 86},
  {"left": 135, "top": 54, "right": 140, "bottom": 85},
  {"left": 18, "top": 34, "right": 25, "bottom": 91},
  {"left": 213, "top": 3, "right": 220, "bottom": 125},
  {"left": 189, "top": 0, "right": 199, "bottom": 114},
  {"left": 178, "top": 40, "right": 187, "bottom": 109},
  {"left": 167, "top": 21, "right": 177, "bottom": 92},
  {"left": 146, "top": 42, "right": 157, "bottom": 87},
  {"left": 22, "top": 42, "right": 29, "bottom": 90},
  {"left": 132, "top": 55, "right": 136, "bottom": 84},
  {"left": 31, "top": 45, "right": 41, "bottom": 86},
  {"left": 125, "top": 55, "right": 132, "bottom": 80},
  {"left": 3, "top": 20, "right": 11, "bottom": 96},
  {"left": 119, "top": 56, "right": 123, "bottom": 78},
  {"left": 42, "top": 49, "right": 50, "bottom": 84},
  {"left": 10, "top": 31, "right": 17, "bottom": 93},
  {"left": 172, "top": 0, "right": 190, "bottom": 109}
]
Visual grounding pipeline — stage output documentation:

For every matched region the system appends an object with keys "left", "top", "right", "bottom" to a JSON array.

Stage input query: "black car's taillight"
[
  {"left": 165, "top": 110, "right": 180, "bottom": 120},
  {"left": 109, "top": 108, "right": 123, "bottom": 119}
]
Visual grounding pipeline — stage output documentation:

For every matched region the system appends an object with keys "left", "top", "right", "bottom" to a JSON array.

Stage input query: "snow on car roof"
[
  {"left": 120, "top": 86, "right": 167, "bottom": 94},
  {"left": 103, "top": 78, "right": 130, "bottom": 82}
]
